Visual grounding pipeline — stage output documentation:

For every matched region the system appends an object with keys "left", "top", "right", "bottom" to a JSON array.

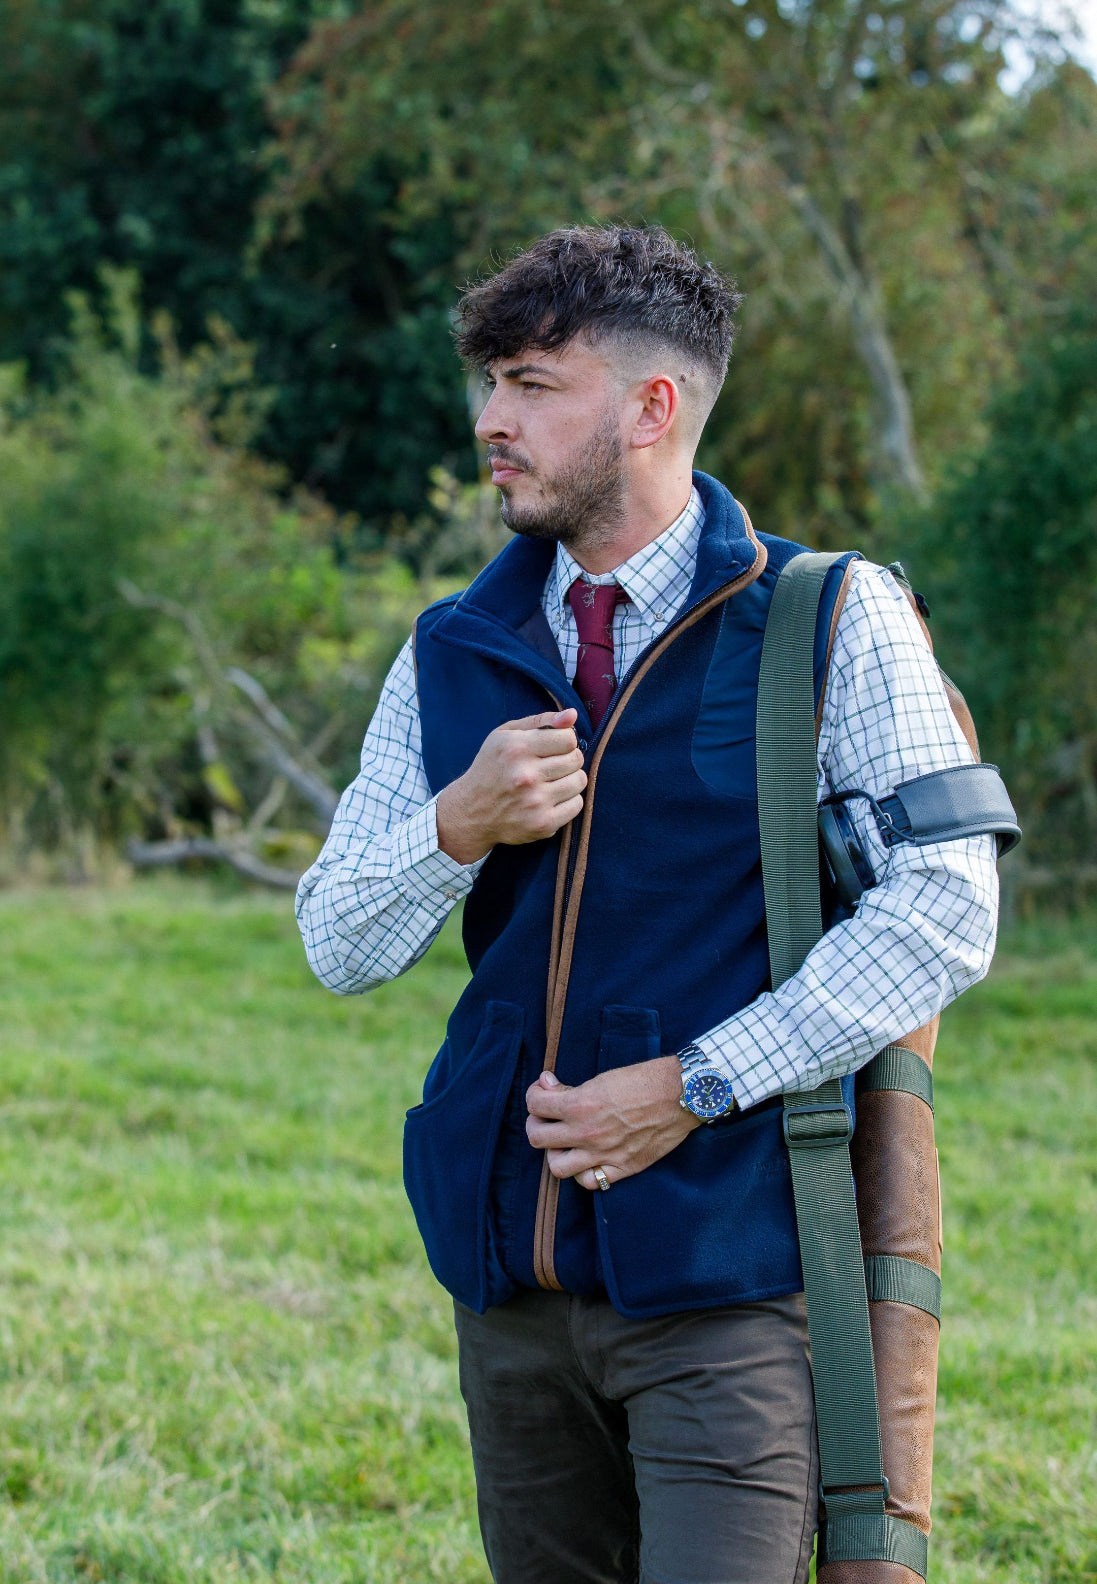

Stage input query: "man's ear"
[{"left": 629, "top": 375, "right": 680, "bottom": 450}]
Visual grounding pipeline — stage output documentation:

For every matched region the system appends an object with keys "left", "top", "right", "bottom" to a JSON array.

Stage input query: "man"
[{"left": 296, "top": 226, "right": 997, "bottom": 1584}]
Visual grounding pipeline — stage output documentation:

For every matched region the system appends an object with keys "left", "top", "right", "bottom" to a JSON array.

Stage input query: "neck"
[{"left": 567, "top": 457, "right": 695, "bottom": 575}]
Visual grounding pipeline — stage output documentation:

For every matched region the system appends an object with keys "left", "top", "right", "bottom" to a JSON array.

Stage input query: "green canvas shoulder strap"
[{"left": 756, "top": 551, "right": 929, "bottom": 1579}]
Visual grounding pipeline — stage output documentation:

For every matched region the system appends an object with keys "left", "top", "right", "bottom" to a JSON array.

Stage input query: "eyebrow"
[{"left": 498, "top": 363, "right": 558, "bottom": 380}]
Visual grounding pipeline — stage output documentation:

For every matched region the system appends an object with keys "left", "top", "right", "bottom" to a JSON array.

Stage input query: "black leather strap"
[{"left": 875, "top": 762, "right": 1021, "bottom": 853}]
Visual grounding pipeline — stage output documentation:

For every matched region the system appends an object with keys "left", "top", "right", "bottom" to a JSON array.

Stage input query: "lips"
[{"left": 487, "top": 450, "right": 527, "bottom": 485}]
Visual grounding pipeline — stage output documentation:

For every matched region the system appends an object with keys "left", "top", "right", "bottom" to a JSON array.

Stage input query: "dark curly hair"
[{"left": 454, "top": 225, "right": 741, "bottom": 387}]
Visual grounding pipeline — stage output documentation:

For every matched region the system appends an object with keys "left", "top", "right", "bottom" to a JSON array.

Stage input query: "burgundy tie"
[{"left": 568, "top": 578, "right": 628, "bottom": 728}]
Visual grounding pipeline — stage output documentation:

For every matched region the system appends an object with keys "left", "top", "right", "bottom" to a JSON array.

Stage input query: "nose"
[{"left": 474, "top": 385, "right": 516, "bottom": 445}]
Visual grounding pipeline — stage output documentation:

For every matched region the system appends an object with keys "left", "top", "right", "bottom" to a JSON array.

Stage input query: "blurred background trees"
[{"left": 1, "top": 0, "right": 1094, "bottom": 880}]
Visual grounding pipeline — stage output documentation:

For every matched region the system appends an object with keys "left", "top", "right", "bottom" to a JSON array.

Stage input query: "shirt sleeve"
[
  {"left": 688, "top": 560, "right": 999, "bottom": 1108},
  {"left": 295, "top": 637, "right": 484, "bottom": 993}
]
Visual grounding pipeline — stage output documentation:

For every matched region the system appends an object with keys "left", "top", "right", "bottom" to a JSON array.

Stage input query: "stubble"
[{"left": 495, "top": 413, "right": 625, "bottom": 555}]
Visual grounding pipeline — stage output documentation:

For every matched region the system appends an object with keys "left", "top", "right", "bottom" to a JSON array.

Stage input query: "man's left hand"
[{"left": 525, "top": 1057, "right": 701, "bottom": 1191}]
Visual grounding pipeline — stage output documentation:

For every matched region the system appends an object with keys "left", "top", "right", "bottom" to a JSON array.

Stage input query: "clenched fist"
[{"left": 436, "top": 709, "right": 587, "bottom": 865}]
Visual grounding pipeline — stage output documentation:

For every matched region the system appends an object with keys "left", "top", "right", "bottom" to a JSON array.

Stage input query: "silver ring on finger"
[{"left": 593, "top": 1166, "right": 611, "bottom": 1193}]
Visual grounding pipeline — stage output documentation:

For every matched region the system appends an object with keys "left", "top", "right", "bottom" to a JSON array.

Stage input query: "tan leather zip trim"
[
  {"left": 533, "top": 816, "right": 575, "bottom": 1291},
  {"left": 532, "top": 513, "right": 768, "bottom": 1289},
  {"left": 814, "top": 557, "right": 857, "bottom": 735},
  {"left": 545, "top": 818, "right": 573, "bottom": 1021}
]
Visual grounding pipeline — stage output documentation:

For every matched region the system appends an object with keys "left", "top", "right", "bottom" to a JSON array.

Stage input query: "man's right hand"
[{"left": 436, "top": 709, "right": 587, "bottom": 865}]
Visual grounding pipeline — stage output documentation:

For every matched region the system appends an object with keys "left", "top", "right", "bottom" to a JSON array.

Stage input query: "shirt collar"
[{"left": 549, "top": 485, "right": 704, "bottom": 625}]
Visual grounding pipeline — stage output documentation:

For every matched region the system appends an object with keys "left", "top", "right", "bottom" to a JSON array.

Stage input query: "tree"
[
  {"left": 266, "top": 0, "right": 1074, "bottom": 526},
  {"left": 903, "top": 313, "right": 1097, "bottom": 865},
  {"left": 0, "top": 0, "right": 475, "bottom": 525}
]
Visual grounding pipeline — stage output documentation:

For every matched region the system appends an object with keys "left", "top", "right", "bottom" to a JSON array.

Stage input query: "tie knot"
[{"left": 567, "top": 578, "right": 626, "bottom": 647}]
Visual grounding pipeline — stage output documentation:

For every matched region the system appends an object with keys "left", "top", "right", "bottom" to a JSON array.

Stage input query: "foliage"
[
  {"left": 3, "top": 0, "right": 1096, "bottom": 550},
  {"left": 956, "top": 62, "right": 1097, "bottom": 324},
  {"left": 0, "top": 881, "right": 1093, "bottom": 1580},
  {"left": 265, "top": 0, "right": 1097, "bottom": 540},
  {"left": 0, "top": 272, "right": 431, "bottom": 872},
  {"left": 0, "top": 0, "right": 474, "bottom": 525},
  {"left": 902, "top": 315, "right": 1097, "bottom": 863}
]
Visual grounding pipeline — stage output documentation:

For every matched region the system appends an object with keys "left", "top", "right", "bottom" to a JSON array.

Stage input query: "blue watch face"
[{"left": 684, "top": 1071, "right": 734, "bottom": 1119}]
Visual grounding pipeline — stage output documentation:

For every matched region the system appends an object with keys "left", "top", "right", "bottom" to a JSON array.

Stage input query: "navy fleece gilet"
[{"left": 404, "top": 472, "right": 855, "bottom": 1316}]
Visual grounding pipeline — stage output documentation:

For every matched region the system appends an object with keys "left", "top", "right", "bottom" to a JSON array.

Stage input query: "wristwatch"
[{"left": 677, "top": 1042, "right": 738, "bottom": 1124}]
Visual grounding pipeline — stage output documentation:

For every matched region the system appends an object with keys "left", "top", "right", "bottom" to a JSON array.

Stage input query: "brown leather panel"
[
  {"left": 870, "top": 1300, "right": 938, "bottom": 1532},
  {"left": 935, "top": 1149, "right": 943, "bottom": 1256},
  {"left": 819, "top": 1562, "right": 925, "bottom": 1584},
  {"left": 895, "top": 580, "right": 980, "bottom": 760},
  {"left": 891, "top": 1020, "right": 939, "bottom": 1071},
  {"left": 943, "top": 677, "right": 981, "bottom": 760},
  {"left": 899, "top": 586, "right": 934, "bottom": 655},
  {"left": 816, "top": 557, "right": 858, "bottom": 733},
  {"left": 531, "top": 514, "right": 768, "bottom": 1290},
  {"left": 850, "top": 1092, "right": 941, "bottom": 1274}
]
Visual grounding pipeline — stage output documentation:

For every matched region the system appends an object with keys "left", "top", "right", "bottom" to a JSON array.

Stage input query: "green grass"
[
  {"left": 0, "top": 879, "right": 1093, "bottom": 1582},
  {"left": 932, "top": 920, "right": 1097, "bottom": 1584}
]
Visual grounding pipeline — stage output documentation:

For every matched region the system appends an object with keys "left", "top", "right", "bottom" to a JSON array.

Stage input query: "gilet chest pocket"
[{"left": 596, "top": 1005, "right": 662, "bottom": 1072}]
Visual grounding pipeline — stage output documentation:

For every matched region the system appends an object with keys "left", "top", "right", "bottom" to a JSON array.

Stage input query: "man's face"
[{"left": 474, "top": 340, "right": 626, "bottom": 546}]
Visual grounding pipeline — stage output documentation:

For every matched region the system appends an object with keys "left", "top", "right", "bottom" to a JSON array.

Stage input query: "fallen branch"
[
  {"left": 226, "top": 665, "right": 298, "bottom": 744},
  {"left": 234, "top": 716, "right": 339, "bottom": 822},
  {"left": 117, "top": 580, "right": 340, "bottom": 822},
  {"left": 127, "top": 838, "right": 302, "bottom": 890}
]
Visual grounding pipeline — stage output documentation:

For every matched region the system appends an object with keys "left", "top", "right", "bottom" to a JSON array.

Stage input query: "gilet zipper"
[{"left": 532, "top": 532, "right": 769, "bottom": 1290}]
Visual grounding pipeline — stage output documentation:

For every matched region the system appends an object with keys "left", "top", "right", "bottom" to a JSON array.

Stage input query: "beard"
[{"left": 494, "top": 414, "right": 625, "bottom": 550}]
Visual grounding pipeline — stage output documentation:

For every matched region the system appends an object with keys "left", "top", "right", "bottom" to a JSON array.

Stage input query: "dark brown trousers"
[{"left": 454, "top": 1288, "right": 818, "bottom": 1584}]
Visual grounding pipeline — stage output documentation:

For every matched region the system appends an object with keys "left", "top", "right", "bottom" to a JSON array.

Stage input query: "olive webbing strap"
[
  {"left": 860, "top": 1044, "right": 934, "bottom": 1108},
  {"left": 864, "top": 1255, "right": 942, "bottom": 1322},
  {"left": 758, "top": 552, "right": 928, "bottom": 1576},
  {"left": 820, "top": 1517, "right": 930, "bottom": 1576}
]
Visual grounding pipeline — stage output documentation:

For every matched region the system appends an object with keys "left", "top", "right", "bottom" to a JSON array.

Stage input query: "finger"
[
  {"left": 524, "top": 724, "right": 579, "bottom": 758},
  {"left": 539, "top": 748, "right": 585, "bottom": 783},
  {"left": 526, "top": 1078, "right": 574, "bottom": 1118},
  {"left": 527, "top": 1115, "right": 581, "bottom": 1149},
  {"left": 575, "top": 1162, "right": 629, "bottom": 1191},
  {"left": 546, "top": 1146, "right": 589, "bottom": 1179},
  {"left": 545, "top": 770, "right": 587, "bottom": 806},
  {"left": 504, "top": 709, "right": 577, "bottom": 734},
  {"left": 548, "top": 1150, "right": 630, "bottom": 1185},
  {"left": 543, "top": 794, "right": 585, "bottom": 829}
]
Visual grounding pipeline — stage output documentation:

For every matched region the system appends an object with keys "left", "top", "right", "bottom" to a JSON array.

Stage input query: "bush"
[
  {"left": 902, "top": 318, "right": 1097, "bottom": 866},
  {"left": 0, "top": 271, "right": 438, "bottom": 875}
]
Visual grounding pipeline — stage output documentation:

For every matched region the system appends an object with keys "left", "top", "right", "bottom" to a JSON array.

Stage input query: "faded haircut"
[{"left": 454, "top": 226, "right": 741, "bottom": 416}]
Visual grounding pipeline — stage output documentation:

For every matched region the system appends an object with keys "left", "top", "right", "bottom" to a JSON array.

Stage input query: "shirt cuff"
[
  {"left": 394, "top": 797, "right": 486, "bottom": 907},
  {"left": 686, "top": 995, "right": 809, "bottom": 1113}
]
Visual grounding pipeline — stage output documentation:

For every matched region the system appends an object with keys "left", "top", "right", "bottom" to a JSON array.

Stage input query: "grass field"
[{"left": 0, "top": 879, "right": 1092, "bottom": 1583}]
